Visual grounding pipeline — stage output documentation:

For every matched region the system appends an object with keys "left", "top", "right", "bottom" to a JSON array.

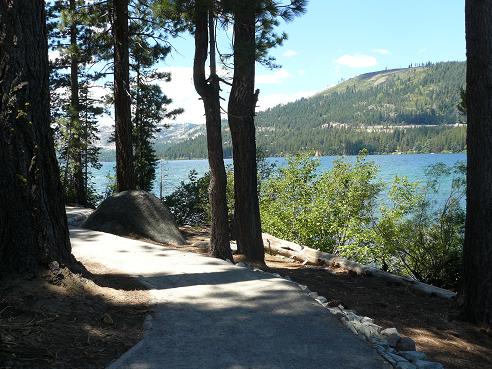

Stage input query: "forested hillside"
[
  {"left": 162, "top": 61, "right": 466, "bottom": 159},
  {"left": 257, "top": 61, "right": 465, "bottom": 128}
]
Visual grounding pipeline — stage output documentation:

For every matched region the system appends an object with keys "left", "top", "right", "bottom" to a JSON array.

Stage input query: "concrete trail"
[{"left": 70, "top": 227, "right": 390, "bottom": 369}]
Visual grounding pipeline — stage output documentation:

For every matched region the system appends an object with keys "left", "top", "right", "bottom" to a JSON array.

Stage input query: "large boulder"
[{"left": 83, "top": 190, "right": 185, "bottom": 245}]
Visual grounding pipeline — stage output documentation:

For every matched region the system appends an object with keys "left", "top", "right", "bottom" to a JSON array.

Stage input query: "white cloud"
[
  {"left": 372, "top": 48, "right": 390, "bottom": 55},
  {"left": 257, "top": 90, "right": 317, "bottom": 111},
  {"left": 256, "top": 69, "right": 291, "bottom": 84},
  {"left": 282, "top": 49, "right": 299, "bottom": 58},
  {"left": 48, "top": 49, "right": 61, "bottom": 62},
  {"left": 335, "top": 54, "right": 378, "bottom": 68},
  {"left": 156, "top": 66, "right": 205, "bottom": 124}
]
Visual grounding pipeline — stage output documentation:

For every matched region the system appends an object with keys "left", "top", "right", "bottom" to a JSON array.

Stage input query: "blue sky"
[{"left": 155, "top": 0, "right": 466, "bottom": 124}]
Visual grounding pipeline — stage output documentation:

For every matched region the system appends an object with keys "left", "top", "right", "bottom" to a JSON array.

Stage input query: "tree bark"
[
  {"left": 193, "top": 0, "right": 233, "bottom": 261},
  {"left": 463, "top": 0, "right": 492, "bottom": 325},
  {"left": 113, "top": 0, "right": 135, "bottom": 192},
  {"left": 70, "top": 0, "right": 87, "bottom": 206},
  {"left": 228, "top": 1, "right": 264, "bottom": 262},
  {"left": 0, "top": 0, "right": 73, "bottom": 275}
]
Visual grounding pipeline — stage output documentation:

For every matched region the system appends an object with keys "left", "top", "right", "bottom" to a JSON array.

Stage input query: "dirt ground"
[
  {"left": 0, "top": 261, "right": 150, "bottom": 369},
  {"left": 181, "top": 226, "right": 492, "bottom": 369}
]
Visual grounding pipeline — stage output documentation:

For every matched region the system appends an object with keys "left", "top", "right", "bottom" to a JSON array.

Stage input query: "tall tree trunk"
[
  {"left": 0, "top": 0, "right": 73, "bottom": 274},
  {"left": 193, "top": 0, "right": 232, "bottom": 261},
  {"left": 134, "top": 63, "right": 142, "bottom": 190},
  {"left": 70, "top": 0, "right": 87, "bottom": 206},
  {"left": 228, "top": 1, "right": 264, "bottom": 262},
  {"left": 463, "top": 0, "right": 492, "bottom": 325},
  {"left": 113, "top": 0, "right": 135, "bottom": 192}
]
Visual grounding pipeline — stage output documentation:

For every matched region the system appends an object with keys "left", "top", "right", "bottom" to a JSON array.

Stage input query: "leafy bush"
[
  {"left": 374, "top": 162, "right": 465, "bottom": 289},
  {"left": 164, "top": 170, "right": 210, "bottom": 225},
  {"left": 260, "top": 152, "right": 465, "bottom": 290},
  {"left": 260, "top": 151, "right": 382, "bottom": 254}
]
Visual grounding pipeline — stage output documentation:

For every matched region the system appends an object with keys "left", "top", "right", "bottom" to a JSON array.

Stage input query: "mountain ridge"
[{"left": 102, "top": 61, "right": 467, "bottom": 160}]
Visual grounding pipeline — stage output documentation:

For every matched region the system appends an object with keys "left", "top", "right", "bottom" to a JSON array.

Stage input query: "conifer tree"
[
  {"left": 193, "top": 0, "right": 234, "bottom": 260},
  {"left": 0, "top": 0, "right": 73, "bottom": 273},
  {"left": 463, "top": 0, "right": 492, "bottom": 325},
  {"left": 114, "top": 0, "right": 136, "bottom": 191},
  {"left": 130, "top": 0, "right": 183, "bottom": 191},
  {"left": 48, "top": 0, "right": 104, "bottom": 206},
  {"left": 225, "top": 0, "right": 306, "bottom": 262}
]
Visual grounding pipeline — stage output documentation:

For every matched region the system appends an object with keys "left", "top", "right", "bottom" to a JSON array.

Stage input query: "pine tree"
[
  {"left": 192, "top": 0, "right": 233, "bottom": 261},
  {"left": 0, "top": 0, "right": 73, "bottom": 274},
  {"left": 114, "top": 0, "right": 136, "bottom": 191},
  {"left": 48, "top": 0, "right": 104, "bottom": 206},
  {"left": 462, "top": 0, "right": 492, "bottom": 325},
  {"left": 130, "top": 0, "right": 183, "bottom": 191},
  {"left": 226, "top": 0, "right": 306, "bottom": 262}
]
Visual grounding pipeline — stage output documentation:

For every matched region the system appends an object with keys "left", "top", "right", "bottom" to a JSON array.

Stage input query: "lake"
[{"left": 92, "top": 153, "right": 466, "bottom": 204}]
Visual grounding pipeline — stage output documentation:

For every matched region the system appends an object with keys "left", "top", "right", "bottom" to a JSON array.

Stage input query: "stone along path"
[{"left": 70, "top": 227, "right": 390, "bottom": 369}]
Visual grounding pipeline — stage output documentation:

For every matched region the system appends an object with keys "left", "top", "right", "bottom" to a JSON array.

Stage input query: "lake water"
[{"left": 92, "top": 153, "right": 466, "bottom": 203}]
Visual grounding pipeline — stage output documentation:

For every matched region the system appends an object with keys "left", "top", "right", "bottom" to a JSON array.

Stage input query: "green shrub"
[
  {"left": 260, "top": 152, "right": 465, "bottom": 290},
  {"left": 164, "top": 170, "right": 210, "bottom": 225},
  {"left": 374, "top": 162, "right": 465, "bottom": 289},
  {"left": 260, "top": 151, "right": 382, "bottom": 254}
]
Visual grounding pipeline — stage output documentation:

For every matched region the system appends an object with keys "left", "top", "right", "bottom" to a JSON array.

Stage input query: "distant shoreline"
[{"left": 97, "top": 150, "right": 467, "bottom": 163}]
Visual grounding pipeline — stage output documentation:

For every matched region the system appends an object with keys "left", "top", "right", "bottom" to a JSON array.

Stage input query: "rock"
[
  {"left": 315, "top": 296, "right": 328, "bottom": 304},
  {"left": 414, "top": 360, "right": 444, "bottom": 369},
  {"left": 342, "top": 319, "right": 359, "bottom": 335},
  {"left": 361, "top": 316, "right": 374, "bottom": 324},
  {"left": 398, "top": 351, "right": 426, "bottom": 362},
  {"left": 327, "top": 307, "right": 344, "bottom": 318},
  {"left": 351, "top": 320, "right": 364, "bottom": 333},
  {"left": 396, "top": 336, "right": 417, "bottom": 351},
  {"left": 381, "top": 327, "right": 401, "bottom": 347},
  {"left": 84, "top": 190, "right": 185, "bottom": 245},
  {"left": 236, "top": 262, "right": 248, "bottom": 268},
  {"left": 308, "top": 291, "right": 319, "bottom": 298},
  {"left": 360, "top": 322, "right": 381, "bottom": 339},
  {"left": 298, "top": 284, "right": 308, "bottom": 291},
  {"left": 344, "top": 311, "right": 361, "bottom": 322},
  {"left": 396, "top": 362, "right": 417, "bottom": 369},
  {"left": 271, "top": 273, "right": 281, "bottom": 278},
  {"left": 371, "top": 337, "right": 389, "bottom": 350}
]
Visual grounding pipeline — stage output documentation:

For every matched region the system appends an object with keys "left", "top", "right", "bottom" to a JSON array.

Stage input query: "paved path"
[{"left": 70, "top": 227, "right": 390, "bottom": 369}]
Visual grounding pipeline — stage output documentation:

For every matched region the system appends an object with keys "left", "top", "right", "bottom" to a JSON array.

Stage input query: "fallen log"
[{"left": 262, "top": 233, "right": 456, "bottom": 300}]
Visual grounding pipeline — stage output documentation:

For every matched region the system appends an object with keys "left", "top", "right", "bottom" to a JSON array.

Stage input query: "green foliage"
[
  {"left": 259, "top": 153, "right": 465, "bottom": 290},
  {"left": 374, "top": 162, "right": 465, "bottom": 289},
  {"left": 103, "top": 171, "right": 117, "bottom": 200},
  {"left": 257, "top": 62, "right": 466, "bottom": 129},
  {"left": 260, "top": 152, "right": 382, "bottom": 254},
  {"left": 164, "top": 170, "right": 210, "bottom": 225}
]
